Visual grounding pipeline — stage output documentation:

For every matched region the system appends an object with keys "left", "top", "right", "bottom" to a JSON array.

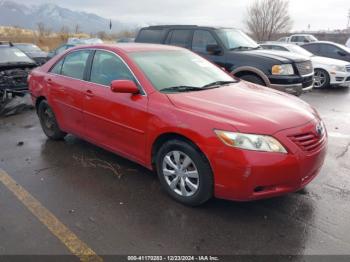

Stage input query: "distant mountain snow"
[{"left": 0, "top": 0, "right": 135, "bottom": 33}]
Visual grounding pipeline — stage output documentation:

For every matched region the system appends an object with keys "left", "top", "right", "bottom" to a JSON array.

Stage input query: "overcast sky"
[{"left": 22, "top": 0, "right": 350, "bottom": 31}]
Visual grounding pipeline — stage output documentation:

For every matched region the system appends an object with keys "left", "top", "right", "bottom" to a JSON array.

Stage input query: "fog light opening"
[
  {"left": 254, "top": 185, "right": 276, "bottom": 193},
  {"left": 254, "top": 186, "right": 265, "bottom": 193}
]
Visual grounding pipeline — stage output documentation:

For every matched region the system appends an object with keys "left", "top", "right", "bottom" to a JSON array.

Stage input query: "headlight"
[
  {"left": 214, "top": 130, "right": 287, "bottom": 153},
  {"left": 272, "top": 64, "right": 294, "bottom": 75},
  {"left": 331, "top": 65, "right": 346, "bottom": 72}
]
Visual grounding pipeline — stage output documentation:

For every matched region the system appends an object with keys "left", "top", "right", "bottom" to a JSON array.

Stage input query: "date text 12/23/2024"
[{"left": 127, "top": 256, "right": 220, "bottom": 261}]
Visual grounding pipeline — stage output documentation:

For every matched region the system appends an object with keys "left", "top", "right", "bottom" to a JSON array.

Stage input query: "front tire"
[
  {"left": 38, "top": 100, "right": 66, "bottom": 140},
  {"left": 156, "top": 140, "right": 213, "bottom": 206},
  {"left": 314, "top": 69, "right": 330, "bottom": 89}
]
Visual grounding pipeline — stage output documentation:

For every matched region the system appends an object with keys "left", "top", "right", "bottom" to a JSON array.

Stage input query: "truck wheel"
[
  {"left": 156, "top": 139, "right": 213, "bottom": 206},
  {"left": 314, "top": 69, "right": 330, "bottom": 89},
  {"left": 239, "top": 74, "right": 266, "bottom": 86},
  {"left": 38, "top": 100, "right": 66, "bottom": 140}
]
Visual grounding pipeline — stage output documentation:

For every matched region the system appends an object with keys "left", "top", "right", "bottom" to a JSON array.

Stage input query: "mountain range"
[{"left": 0, "top": 0, "right": 136, "bottom": 33}]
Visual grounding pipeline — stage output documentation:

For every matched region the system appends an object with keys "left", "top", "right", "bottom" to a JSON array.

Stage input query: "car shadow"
[{"left": 38, "top": 135, "right": 314, "bottom": 255}]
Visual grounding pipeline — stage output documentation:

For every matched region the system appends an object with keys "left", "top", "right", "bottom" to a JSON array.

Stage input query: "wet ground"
[{"left": 0, "top": 87, "right": 350, "bottom": 260}]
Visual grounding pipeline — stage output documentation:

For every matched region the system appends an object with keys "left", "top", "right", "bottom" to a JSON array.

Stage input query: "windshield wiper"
[
  {"left": 161, "top": 85, "right": 203, "bottom": 93},
  {"left": 230, "top": 46, "right": 259, "bottom": 51},
  {"left": 202, "top": 81, "right": 237, "bottom": 88},
  {"left": 230, "top": 46, "right": 251, "bottom": 51}
]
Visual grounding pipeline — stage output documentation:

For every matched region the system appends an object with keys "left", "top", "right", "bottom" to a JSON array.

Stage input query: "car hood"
[
  {"left": 311, "top": 56, "right": 349, "bottom": 66},
  {"left": 238, "top": 49, "right": 310, "bottom": 63},
  {"left": 166, "top": 81, "right": 317, "bottom": 134},
  {"left": 25, "top": 51, "right": 48, "bottom": 58}
]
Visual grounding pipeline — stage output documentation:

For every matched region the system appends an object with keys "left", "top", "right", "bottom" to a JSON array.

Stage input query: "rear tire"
[
  {"left": 38, "top": 100, "right": 66, "bottom": 140},
  {"left": 239, "top": 74, "right": 266, "bottom": 86},
  {"left": 156, "top": 139, "right": 213, "bottom": 206}
]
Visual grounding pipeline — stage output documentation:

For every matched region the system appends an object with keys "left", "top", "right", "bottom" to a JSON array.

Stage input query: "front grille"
[
  {"left": 346, "top": 65, "right": 350, "bottom": 72},
  {"left": 296, "top": 61, "right": 313, "bottom": 76},
  {"left": 289, "top": 129, "right": 326, "bottom": 153}
]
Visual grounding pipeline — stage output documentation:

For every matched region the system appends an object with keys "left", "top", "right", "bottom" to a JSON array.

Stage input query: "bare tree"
[
  {"left": 245, "top": 0, "right": 292, "bottom": 41},
  {"left": 74, "top": 24, "right": 81, "bottom": 34},
  {"left": 37, "top": 22, "right": 46, "bottom": 37},
  {"left": 59, "top": 26, "right": 70, "bottom": 42},
  {"left": 36, "top": 22, "right": 52, "bottom": 37}
]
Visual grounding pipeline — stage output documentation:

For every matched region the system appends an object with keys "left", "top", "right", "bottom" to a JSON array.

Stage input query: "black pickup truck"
[{"left": 135, "top": 25, "right": 314, "bottom": 96}]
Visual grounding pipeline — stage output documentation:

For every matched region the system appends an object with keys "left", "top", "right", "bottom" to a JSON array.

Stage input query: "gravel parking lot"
[{"left": 0, "top": 87, "right": 350, "bottom": 260}]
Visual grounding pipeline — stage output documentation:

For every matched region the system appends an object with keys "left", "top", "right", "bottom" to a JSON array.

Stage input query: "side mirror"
[
  {"left": 206, "top": 44, "right": 222, "bottom": 55},
  {"left": 111, "top": 80, "right": 139, "bottom": 94}
]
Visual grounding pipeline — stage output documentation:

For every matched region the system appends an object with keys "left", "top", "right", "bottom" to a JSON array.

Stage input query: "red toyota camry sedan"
[{"left": 28, "top": 44, "right": 327, "bottom": 206}]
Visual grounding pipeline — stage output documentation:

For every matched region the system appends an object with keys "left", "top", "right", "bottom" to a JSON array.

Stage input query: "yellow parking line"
[{"left": 0, "top": 169, "right": 103, "bottom": 262}]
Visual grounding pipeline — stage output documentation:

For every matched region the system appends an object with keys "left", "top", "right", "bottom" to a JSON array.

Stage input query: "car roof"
[
  {"left": 14, "top": 43, "right": 35, "bottom": 45},
  {"left": 0, "top": 44, "right": 18, "bottom": 49},
  {"left": 70, "top": 43, "right": 185, "bottom": 53},
  {"left": 291, "top": 34, "right": 314, "bottom": 36},
  {"left": 141, "top": 25, "right": 236, "bottom": 30}
]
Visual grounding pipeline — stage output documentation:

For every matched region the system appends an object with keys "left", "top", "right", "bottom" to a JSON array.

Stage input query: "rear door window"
[
  {"left": 61, "top": 50, "right": 91, "bottom": 80},
  {"left": 166, "top": 30, "right": 192, "bottom": 48},
  {"left": 192, "top": 30, "right": 218, "bottom": 54},
  {"left": 136, "top": 29, "right": 164, "bottom": 43}
]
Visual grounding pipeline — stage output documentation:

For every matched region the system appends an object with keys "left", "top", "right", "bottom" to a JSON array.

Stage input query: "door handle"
[{"left": 86, "top": 90, "right": 94, "bottom": 98}]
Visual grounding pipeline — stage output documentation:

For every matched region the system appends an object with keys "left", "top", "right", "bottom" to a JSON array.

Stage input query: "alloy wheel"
[{"left": 314, "top": 70, "right": 327, "bottom": 88}]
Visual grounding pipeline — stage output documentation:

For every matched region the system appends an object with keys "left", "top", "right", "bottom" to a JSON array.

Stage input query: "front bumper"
[
  {"left": 208, "top": 119, "right": 327, "bottom": 201},
  {"left": 330, "top": 71, "right": 350, "bottom": 86},
  {"left": 269, "top": 74, "right": 314, "bottom": 96}
]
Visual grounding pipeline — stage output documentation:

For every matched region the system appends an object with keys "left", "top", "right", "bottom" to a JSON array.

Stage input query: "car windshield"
[
  {"left": 130, "top": 50, "right": 234, "bottom": 92},
  {"left": 15, "top": 44, "right": 42, "bottom": 52},
  {"left": 287, "top": 45, "right": 313, "bottom": 57},
  {"left": 216, "top": 29, "right": 260, "bottom": 50},
  {"left": 0, "top": 47, "right": 34, "bottom": 64}
]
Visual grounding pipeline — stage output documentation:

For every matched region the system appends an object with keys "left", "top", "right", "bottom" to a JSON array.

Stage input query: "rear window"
[
  {"left": 165, "top": 30, "right": 192, "bottom": 48},
  {"left": 136, "top": 29, "right": 165, "bottom": 43}
]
